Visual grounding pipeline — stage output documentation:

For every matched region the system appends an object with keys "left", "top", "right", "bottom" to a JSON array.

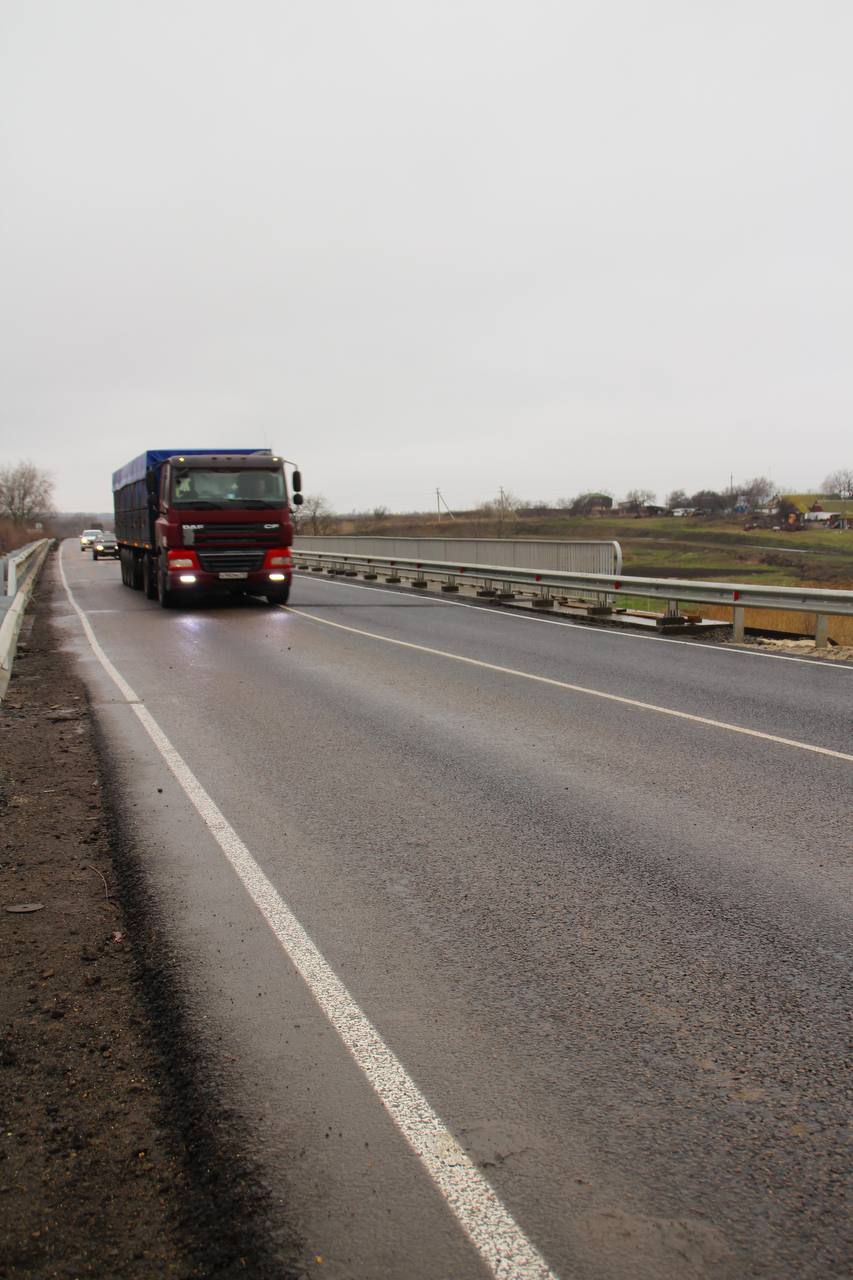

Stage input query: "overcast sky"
[{"left": 1, "top": 1, "right": 850, "bottom": 514}]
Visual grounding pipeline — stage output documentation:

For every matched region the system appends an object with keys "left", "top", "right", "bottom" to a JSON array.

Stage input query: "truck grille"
[
  {"left": 197, "top": 549, "right": 266, "bottom": 573},
  {"left": 184, "top": 522, "right": 282, "bottom": 546}
]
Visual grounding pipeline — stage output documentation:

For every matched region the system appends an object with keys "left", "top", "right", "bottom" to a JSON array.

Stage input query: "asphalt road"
[{"left": 55, "top": 543, "right": 852, "bottom": 1280}]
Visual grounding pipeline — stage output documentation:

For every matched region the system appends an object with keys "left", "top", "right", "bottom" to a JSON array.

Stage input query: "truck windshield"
[{"left": 171, "top": 468, "right": 286, "bottom": 509}]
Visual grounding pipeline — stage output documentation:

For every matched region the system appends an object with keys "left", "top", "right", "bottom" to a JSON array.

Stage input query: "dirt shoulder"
[{"left": 0, "top": 562, "right": 300, "bottom": 1278}]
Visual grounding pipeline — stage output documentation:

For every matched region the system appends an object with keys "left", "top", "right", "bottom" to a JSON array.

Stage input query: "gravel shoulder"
[{"left": 0, "top": 559, "right": 299, "bottom": 1278}]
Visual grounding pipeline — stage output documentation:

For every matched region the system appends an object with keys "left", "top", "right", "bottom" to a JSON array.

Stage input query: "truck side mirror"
[
  {"left": 292, "top": 492, "right": 304, "bottom": 505},
  {"left": 291, "top": 470, "right": 302, "bottom": 494}
]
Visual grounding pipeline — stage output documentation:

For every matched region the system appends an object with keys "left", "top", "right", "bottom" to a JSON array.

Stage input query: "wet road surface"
[{"left": 56, "top": 544, "right": 852, "bottom": 1279}]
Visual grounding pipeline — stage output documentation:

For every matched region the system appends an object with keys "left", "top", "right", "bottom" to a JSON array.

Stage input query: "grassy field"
[{"left": 331, "top": 512, "right": 853, "bottom": 589}]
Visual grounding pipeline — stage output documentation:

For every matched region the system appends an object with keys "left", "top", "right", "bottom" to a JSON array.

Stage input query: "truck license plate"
[{"left": 219, "top": 571, "right": 248, "bottom": 579}]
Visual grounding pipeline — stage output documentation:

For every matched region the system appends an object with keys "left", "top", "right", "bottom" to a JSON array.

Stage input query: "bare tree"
[
  {"left": 0, "top": 460, "right": 55, "bottom": 527},
  {"left": 298, "top": 493, "right": 335, "bottom": 536},
  {"left": 689, "top": 489, "right": 727, "bottom": 513},
  {"left": 481, "top": 487, "right": 522, "bottom": 533},
  {"left": 666, "top": 488, "right": 689, "bottom": 509},
  {"left": 821, "top": 468, "right": 853, "bottom": 499},
  {"left": 738, "top": 475, "right": 775, "bottom": 508},
  {"left": 623, "top": 488, "right": 656, "bottom": 512}
]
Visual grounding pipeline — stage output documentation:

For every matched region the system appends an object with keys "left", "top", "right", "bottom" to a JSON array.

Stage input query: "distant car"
[
  {"left": 92, "top": 532, "right": 119, "bottom": 560},
  {"left": 80, "top": 528, "right": 104, "bottom": 550}
]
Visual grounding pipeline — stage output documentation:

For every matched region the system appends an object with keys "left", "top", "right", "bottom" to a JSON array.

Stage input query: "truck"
[{"left": 112, "top": 448, "right": 303, "bottom": 608}]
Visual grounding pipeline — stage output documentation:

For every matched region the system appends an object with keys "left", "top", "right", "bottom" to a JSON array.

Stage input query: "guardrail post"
[
  {"left": 441, "top": 574, "right": 459, "bottom": 593},
  {"left": 732, "top": 606, "right": 745, "bottom": 643},
  {"left": 655, "top": 598, "right": 687, "bottom": 629},
  {"left": 814, "top": 614, "right": 829, "bottom": 649},
  {"left": 532, "top": 587, "right": 554, "bottom": 609},
  {"left": 7, "top": 559, "right": 17, "bottom": 597}
]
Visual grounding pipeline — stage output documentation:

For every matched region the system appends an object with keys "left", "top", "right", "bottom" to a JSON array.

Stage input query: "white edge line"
[
  {"left": 294, "top": 569, "right": 853, "bottom": 672},
  {"left": 283, "top": 598, "right": 853, "bottom": 764},
  {"left": 56, "top": 544, "right": 559, "bottom": 1280}
]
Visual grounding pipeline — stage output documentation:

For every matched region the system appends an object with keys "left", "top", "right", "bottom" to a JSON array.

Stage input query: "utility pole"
[{"left": 435, "top": 489, "right": 455, "bottom": 520}]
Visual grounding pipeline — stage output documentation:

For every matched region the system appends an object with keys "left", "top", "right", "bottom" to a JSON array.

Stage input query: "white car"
[{"left": 80, "top": 528, "right": 104, "bottom": 550}]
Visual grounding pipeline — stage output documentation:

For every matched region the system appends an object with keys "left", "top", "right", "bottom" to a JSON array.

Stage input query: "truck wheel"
[
  {"left": 132, "top": 554, "right": 144, "bottom": 591},
  {"left": 157, "top": 567, "right": 176, "bottom": 609},
  {"left": 266, "top": 585, "right": 290, "bottom": 605},
  {"left": 142, "top": 555, "right": 158, "bottom": 600}
]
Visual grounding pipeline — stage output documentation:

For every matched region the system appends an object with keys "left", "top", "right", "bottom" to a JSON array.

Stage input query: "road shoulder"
[{"left": 0, "top": 556, "right": 300, "bottom": 1278}]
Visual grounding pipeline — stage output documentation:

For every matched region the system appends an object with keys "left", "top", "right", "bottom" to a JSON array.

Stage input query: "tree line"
[{"left": 1, "top": 459, "right": 851, "bottom": 544}]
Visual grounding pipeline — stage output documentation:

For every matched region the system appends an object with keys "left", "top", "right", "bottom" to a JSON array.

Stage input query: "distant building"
[
  {"left": 781, "top": 494, "right": 853, "bottom": 529},
  {"left": 572, "top": 493, "right": 613, "bottom": 515}
]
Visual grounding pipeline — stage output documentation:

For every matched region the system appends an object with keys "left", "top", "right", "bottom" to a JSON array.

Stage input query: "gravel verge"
[{"left": 0, "top": 564, "right": 301, "bottom": 1278}]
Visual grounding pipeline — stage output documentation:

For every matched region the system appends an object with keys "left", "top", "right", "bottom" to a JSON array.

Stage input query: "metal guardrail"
[
  {"left": 0, "top": 539, "right": 52, "bottom": 698},
  {"left": 291, "top": 550, "right": 853, "bottom": 648},
  {"left": 3, "top": 540, "right": 43, "bottom": 597}
]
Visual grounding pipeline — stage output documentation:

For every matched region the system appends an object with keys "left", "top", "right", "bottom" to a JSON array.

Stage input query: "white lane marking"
[
  {"left": 57, "top": 544, "right": 558, "bottom": 1280},
  {"left": 293, "top": 571, "right": 853, "bottom": 672},
  {"left": 284, "top": 604, "right": 853, "bottom": 764}
]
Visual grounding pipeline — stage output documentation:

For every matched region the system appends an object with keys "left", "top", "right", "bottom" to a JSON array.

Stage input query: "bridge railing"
[
  {"left": 293, "top": 535, "right": 622, "bottom": 576},
  {"left": 0, "top": 539, "right": 53, "bottom": 698},
  {"left": 2, "top": 540, "right": 45, "bottom": 597},
  {"left": 291, "top": 549, "right": 853, "bottom": 649}
]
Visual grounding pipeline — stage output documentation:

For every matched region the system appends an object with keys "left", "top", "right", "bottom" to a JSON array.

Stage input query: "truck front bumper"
[{"left": 165, "top": 569, "right": 292, "bottom": 594}]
